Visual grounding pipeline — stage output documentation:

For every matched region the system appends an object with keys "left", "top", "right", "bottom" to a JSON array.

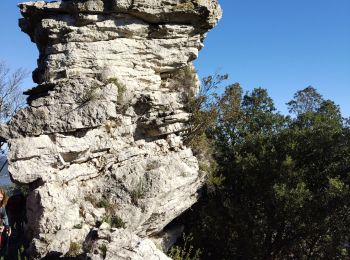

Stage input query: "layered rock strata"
[{"left": 3, "top": 0, "right": 221, "bottom": 258}]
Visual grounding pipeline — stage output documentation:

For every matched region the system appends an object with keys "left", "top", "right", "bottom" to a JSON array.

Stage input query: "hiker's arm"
[
  {"left": 0, "top": 208, "right": 5, "bottom": 233},
  {"left": 1, "top": 207, "right": 11, "bottom": 236}
]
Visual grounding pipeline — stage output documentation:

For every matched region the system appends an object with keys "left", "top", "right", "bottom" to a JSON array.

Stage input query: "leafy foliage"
[
  {"left": 107, "top": 77, "right": 126, "bottom": 104},
  {"left": 130, "top": 178, "right": 146, "bottom": 206},
  {"left": 99, "top": 244, "right": 108, "bottom": 259},
  {"left": 65, "top": 241, "right": 81, "bottom": 257},
  {"left": 185, "top": 73, "right": 228, "bottom": 186},
  {"left": 168, "top": 233, "right": 201, "bottom": 260},
  {"left": 177, "top": 85, "right": 350, "bottom": 259},
  {"left": 101, "top": 215, "right": 126, "bottom": 229}
]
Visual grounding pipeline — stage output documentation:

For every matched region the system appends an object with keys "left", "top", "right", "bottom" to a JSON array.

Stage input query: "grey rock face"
[{"left": 5, "top": 0, "right": 221, "bottom": 258}]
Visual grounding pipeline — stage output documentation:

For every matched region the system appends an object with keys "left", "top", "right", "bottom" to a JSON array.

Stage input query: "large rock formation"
[{"left": 3, "top": 0, "right": 221, "bottom": 258}]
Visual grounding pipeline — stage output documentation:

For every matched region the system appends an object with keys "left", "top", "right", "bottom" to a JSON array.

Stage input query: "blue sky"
[{"left": 1, "top": 0, "right": 349, "bottom": 116}]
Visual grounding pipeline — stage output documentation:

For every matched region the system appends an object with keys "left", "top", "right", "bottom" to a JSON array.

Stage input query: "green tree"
[
  {"left": 177, "top": 85, "right": 350, "bottom": 259},
  {"left": 287, "top": 86, "right": 323, "bottom": 114}
]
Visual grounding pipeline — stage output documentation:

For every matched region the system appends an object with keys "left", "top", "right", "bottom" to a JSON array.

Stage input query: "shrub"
[
  {"left": 99, "top": 244, "right": 108, "bottom": 259},
  {"left": 106, "top": 77, "right": 126, "bottom": 104},
  {"left": 184, "top": 73, "right": 228, "bottom": 187},
  {"left": 130, "top": 178, "right": 146, "bottom": 206},
  {"left": 77, "top": 82, "right": 101, "bottom": 105},
  {"left": 163, "top": 64, "right": 198, "bottom": 99},
  {"left": 65, "top": 241, "right": 81, "bottom": 257},
  {"left": 85, "top": 195, "right": 118, "bottom": 214},
  {"left": 168, "top": 233, "right": 201, "bottom": 260},
  {"left": 101, "top": 215, "right": 126, "bottom": 229},
  {"left": 173, "top": 2, "right": 195, "bottom": 11}
]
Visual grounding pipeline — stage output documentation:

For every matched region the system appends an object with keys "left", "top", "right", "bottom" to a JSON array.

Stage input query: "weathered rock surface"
[
  {"left": 2, "top": 0, "right": 221, "bottom": 258},
  {"left": 87, "top": 225, "right": 171, "bottom": 260}
]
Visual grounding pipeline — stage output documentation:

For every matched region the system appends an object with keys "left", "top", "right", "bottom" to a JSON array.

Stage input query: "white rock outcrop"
[{"left": 2, "top": 0, "right": 221, "bottom": 258}]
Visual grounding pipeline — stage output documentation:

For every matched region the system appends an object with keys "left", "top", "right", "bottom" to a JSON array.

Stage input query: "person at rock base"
[
  {"left": 3, "top": 188, "right": 28, "bottom": 260},
  {"left": 0, "top": 188, "right": 11, "bottom": 256},
  {"left": 6, "top": 189, "right": 26, "bottom": 235}
]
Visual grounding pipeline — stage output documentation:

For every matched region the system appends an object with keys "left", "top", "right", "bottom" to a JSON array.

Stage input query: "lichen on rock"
[{"left": 2, "top": 0, "right": 221, "bottom": 258}]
